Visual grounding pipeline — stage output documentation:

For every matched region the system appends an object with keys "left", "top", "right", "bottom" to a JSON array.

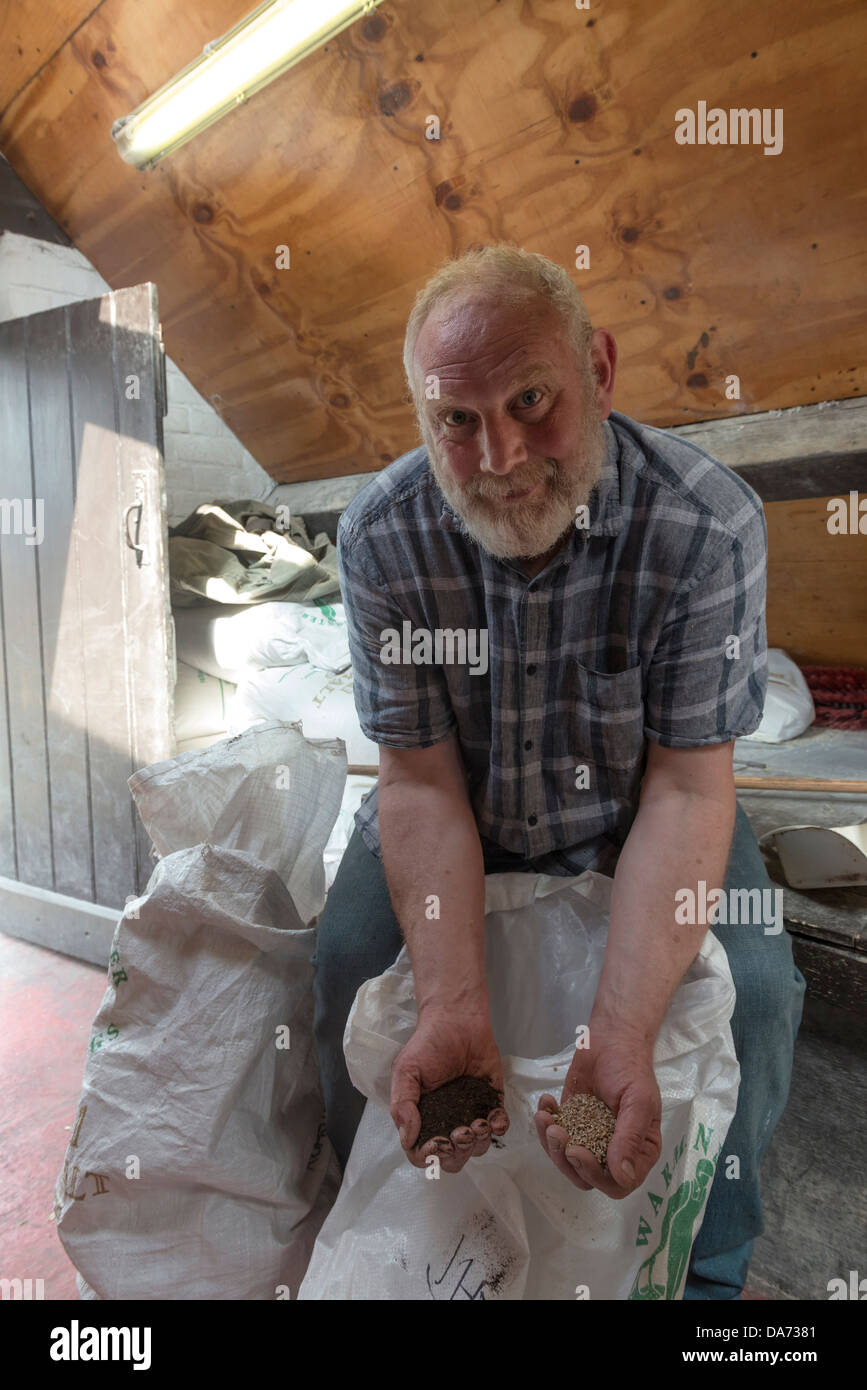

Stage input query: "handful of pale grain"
[{"left": 554, "top": 1093, "right": 616, "bottom": 1168}]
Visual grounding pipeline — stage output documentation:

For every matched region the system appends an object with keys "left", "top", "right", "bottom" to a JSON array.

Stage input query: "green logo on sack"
[{"left": 628, "top": 1126, "right": 723, "bottom": 1300}]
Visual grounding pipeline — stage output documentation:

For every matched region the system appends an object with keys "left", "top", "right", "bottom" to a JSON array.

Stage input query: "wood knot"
[
  {"left": 568, "top": 94, "right": 597, "bottom": 123},
  {"left": 361, "top": 14, "right": 387, "bottom": 41},
  {"left": 379, "top": 80, "right": 413, "bottom": 116}
]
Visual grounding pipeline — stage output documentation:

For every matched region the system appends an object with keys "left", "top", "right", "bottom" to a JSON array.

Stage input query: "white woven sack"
[
  {"left": 173, "top": 601, "right": 351, "bottom": 683},
  {"left": 173, "top": 660, "right": 235, "bottom": 741},
  {"left": 228, "top": 666, "right": 380, "bottom": 768},
  {"left": 299, "top": 870, "right": 740, "bottom": 1301},
  {"left": 743, "top": 648, "right": 815, "bottom": 743},
  {"left": 55, "top": 728, "right": 347, "bottom": 1299}
]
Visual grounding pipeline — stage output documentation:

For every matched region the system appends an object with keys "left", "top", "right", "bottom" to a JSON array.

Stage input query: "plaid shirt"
[{"left": 337, "top": 409, "right": 768, "bottom": 877}]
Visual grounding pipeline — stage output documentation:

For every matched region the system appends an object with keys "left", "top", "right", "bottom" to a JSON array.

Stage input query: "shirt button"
[
  {"left": 524, "top": 740, "right": 533, "bottom": 751},
  {"left": 528, "top": 814, "right": 538, "bottom": 826},
  {"left": 526, "top": 664, "right": 537, "bottom": 675}
]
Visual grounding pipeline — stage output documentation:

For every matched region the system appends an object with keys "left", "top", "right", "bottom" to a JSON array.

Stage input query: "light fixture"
[{"left": 111, "top": 0, "right": 384, "bottom": 170}]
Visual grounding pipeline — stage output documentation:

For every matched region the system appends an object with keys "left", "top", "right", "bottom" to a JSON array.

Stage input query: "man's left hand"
[{"left": 534, "top": 1034, "right": 662, "bottom": 1199}]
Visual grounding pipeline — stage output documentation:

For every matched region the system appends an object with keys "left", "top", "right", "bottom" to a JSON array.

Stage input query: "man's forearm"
[
  {"left": 590, "top": 787, "right": 737, "bottom": 1047},
  {"left": 379, "top": 782, "right": 489, "bottom": 1018}
]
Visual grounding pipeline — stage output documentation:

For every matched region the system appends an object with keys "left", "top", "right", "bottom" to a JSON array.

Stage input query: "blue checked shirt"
[{"left": 337, "top": 409, "right": 768, "bottom": 877}]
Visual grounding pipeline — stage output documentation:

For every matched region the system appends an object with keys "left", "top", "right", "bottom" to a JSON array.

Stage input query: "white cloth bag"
[
  {"left": 743, "top": 648, "right": 815, "bottom": 742},
  {"left": 299, "top": 871, "right": 740, "bottom": 1301},
  {"left": 173, "top": 601, "right": 351, "bottom": 684},
  {"left": 55, "top": 724, "right": 346, "bottom": 1300},
  {"left": 228, "top": 666, "right": 380, "bottom": 767}
]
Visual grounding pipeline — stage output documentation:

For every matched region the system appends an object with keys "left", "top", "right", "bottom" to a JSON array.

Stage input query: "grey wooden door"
[{"left": 0, "top": 282, "right": 174, "bottom": 964}]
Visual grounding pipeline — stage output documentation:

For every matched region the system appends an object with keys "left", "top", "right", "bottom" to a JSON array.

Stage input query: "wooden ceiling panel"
[
  {"left": 0, "top": 0, "right": 96, "bottom": 113},
  {"left": 1, "top": 0, "right": 864, "bottom": 482}
]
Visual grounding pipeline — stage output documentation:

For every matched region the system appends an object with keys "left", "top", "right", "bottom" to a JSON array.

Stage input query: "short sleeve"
[
  {"left": 645, "top": 507, "right": 769, "bottom": 746},
  {"left": 338, "top": 524, "right": 457, "bottom": 749}
]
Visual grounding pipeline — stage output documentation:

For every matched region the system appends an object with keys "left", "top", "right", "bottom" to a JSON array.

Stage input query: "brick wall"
[{"left": 0, "top": 230, "right": 275, "bottom": 524}]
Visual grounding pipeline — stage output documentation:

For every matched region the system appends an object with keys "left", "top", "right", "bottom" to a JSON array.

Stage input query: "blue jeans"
[{"left": 311, "top": 803, "right": 806, "bottom": 1299}]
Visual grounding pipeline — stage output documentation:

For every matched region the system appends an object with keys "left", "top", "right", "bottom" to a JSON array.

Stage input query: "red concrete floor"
[{"left": 0, "top": 930, "right": 107, "bottom": 1300}]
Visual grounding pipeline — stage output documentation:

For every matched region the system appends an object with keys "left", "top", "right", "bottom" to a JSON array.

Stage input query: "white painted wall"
[{"left": 0, "top": 230, "right": 275, "bottom": 524}]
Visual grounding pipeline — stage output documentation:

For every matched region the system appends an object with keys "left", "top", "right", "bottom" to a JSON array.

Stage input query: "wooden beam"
[
  {"left": 0, "top": 874, "right": 119, "bottom": 967},
  {"left": 735, "top": 775, "right": 867, "bottom": 793},
  {"left": 671, "top": 397, "right": 867, "bottom": 501},
  {"left": 791, "top": 937, "right": 867, "bottom": 1016}
]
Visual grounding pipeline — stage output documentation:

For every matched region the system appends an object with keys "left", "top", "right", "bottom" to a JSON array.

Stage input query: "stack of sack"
[{"left": 172, "top": 600, "right": 379, "bottom": 768}]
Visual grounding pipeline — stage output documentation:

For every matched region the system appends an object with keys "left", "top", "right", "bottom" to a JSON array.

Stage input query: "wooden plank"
[
  {"left": 784, "top": 901, "right": 867, "bottom": 955},
  {"left": 0, "top": 874, "right": 120, "bottom": 969},
  {"left": 720, "top": 451, "right": 867, "bottom": 503},
  {"left": 112, "top": 282, "right": 175, "bottom": 894},
  {"left": 671, "top": 395, "right": 867, "bottom": 500},
  {"left": 28, "top": 302, "right": 94, "bottom": 900},
  {"left": 0, "top": 314, "right": 54, "bottom": 889},
  {"left": 66, "top": 294, "right": 140, "bottom": 909},
  {"left": 764, "top": 494, "right": 867, "bottom": 667},
  {"left": 791, "top": 936, "right": 867, "bottom": 1014},
  {"left": 0, "top": 0, "right": 864, "bottom": 482},
  {"left": 0, "top": 0, "right": 106, "bottom": 114},
  {"left": 735, "top": 776, "right": 867, "bottom": 792}
]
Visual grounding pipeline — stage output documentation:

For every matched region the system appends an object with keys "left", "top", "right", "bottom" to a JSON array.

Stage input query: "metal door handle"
[{"left": 123, "top": 500, "right": 144, "bottom": 563}]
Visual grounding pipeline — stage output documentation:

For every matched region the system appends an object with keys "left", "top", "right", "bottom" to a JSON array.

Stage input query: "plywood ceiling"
[{"left": 1, "top": 0, "right": 864, "bottom": 483}]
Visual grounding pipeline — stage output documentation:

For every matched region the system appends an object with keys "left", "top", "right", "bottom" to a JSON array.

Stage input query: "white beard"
[{"left": 423, "top": 385, "right": 607, "bottom": 561}]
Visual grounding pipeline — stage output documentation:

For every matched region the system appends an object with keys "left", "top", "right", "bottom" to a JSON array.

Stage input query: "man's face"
[{"left": 413, "top": 295, "right": 609, "bottom": 561}]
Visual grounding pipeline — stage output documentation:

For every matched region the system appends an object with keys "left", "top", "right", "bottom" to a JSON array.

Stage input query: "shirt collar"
[{"left": 435, "top": 415, "right": 624, "bottom": 542}]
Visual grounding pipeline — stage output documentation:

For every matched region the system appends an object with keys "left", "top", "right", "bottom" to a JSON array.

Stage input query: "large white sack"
[
  {"left": 55, "top": 727, "right": 347, "bottom": 1299},
  {"left": 173, "top": 601, "right": 351, "bottom": 684},
  {"left": 299, "top": 870, "right": 740, "bottom": 1302},
  {"left": 743, "top": 648, "right": 815, "bottom": 743},
  {"left": 129, "top": 721, "right": 346, "bottom": 926},
  {"left": 228, "top": 666, "right": 380, "bottom": 768},
  {"left": 174, "top": 660, "right": 236, "bottom": 741}
]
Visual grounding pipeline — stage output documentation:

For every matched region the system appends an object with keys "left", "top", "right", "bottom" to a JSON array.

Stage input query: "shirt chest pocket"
[{"left": 560, "top": 659, "right": 645, "bottom": 788}]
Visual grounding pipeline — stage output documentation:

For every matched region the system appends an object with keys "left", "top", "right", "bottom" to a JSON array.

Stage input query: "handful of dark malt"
[
  {"left": 416, "top": 1076, "right": 502, "bottom": 1148},
  {"left": 554, "top": 1093, "right": 616, "bottom": 1168}
]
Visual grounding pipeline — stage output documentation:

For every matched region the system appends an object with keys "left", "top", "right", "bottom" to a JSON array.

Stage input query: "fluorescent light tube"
[{"left": 112, "top": 0, "right": 383, "bottom": 170}]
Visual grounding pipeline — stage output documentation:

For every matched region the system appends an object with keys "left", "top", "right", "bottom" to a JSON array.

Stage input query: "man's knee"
[
  {"left": 714, "top": 804, "right": 806, "bottom": 1045},
  {"left": 723, "top": 930, "right": 804, "bottom": 1034}
]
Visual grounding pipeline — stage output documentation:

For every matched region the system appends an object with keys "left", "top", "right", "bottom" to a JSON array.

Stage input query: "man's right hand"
[{"left": 390, "top": 1008, "right": 509, "bottom": 1174}]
